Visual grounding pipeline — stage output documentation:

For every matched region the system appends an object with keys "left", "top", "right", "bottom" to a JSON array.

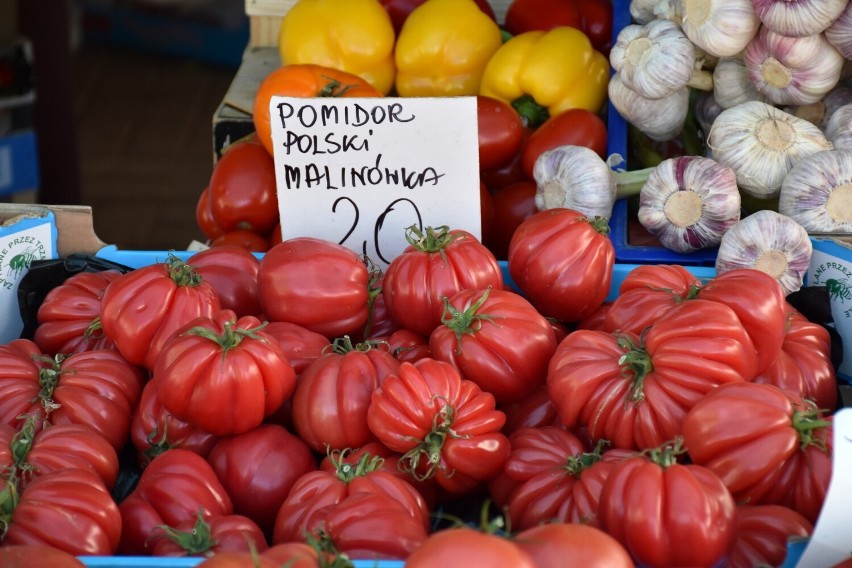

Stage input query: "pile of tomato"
[{"left": 0, "top": 203, "right": 839, "bottom": 567}]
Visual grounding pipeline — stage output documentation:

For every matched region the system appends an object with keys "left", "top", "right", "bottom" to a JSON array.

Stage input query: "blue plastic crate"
[{"left": 0, "top": 130, "right": 40, "bottom": 196}]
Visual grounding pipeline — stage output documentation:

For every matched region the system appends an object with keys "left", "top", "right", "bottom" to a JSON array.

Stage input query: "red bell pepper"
[{"left": 504, "top": 0, "right": 614, "bottom": 54}]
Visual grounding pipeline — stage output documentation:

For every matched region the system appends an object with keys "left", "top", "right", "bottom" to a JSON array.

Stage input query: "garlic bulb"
[
  {"left": 743, "top": 27, "right": 844, "bottom": 106},
  {"left": 715, "top": 210, "right": 813, "bottom": 296},
  {"left": 779, "top": 149, "right": 852, "bottom": 232},
  {"left": 784, "top": 85, "right": 852, "bottom": 129},
  {"left": 609, "top": 73, "right": 690, "bottom": 142},
  {"left": 610, "top": 19, "right": 697, "bottom": 100},
  {"left": 826, "top": 2, "right": 852, "bottom": 59},
  {"left": 752, "top": 0, "right": 847, "bottom": 38},
  {"left": 825, "top": 102, "right": 852, "bottom": 150},
  {"left": 680, "top": 0, "right": 760, "bottom": 58},
  {"left": 533, "top": 146, "right": 617, "bottom": 220},
  {"left": 693, "top": 91, "right": 724, "bottom": 143},
  {"left": 638, "top": 156, "right": 741, "bottom": 253},
  {"left": 630, "top": 0, "right": 682, "bottom": 25},
  {"left": 713, "top": 56, "right": 766, "bottom": 109},
  {"left": 708, "top": 101, "right": 833, "bottom": 198}
]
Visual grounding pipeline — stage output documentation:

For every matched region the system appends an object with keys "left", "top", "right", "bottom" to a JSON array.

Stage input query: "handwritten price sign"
[{"left": 268, "top": 96, "right": 480, "bottom": 268}]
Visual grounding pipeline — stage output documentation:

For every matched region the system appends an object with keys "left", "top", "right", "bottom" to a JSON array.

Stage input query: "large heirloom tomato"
[
  {"left": 598, "top": 444, "right": 737, "bottom": 567},
  {"left": 682, "top": 382, "right": 833, "bottom": 524},
  {"left": 261, "top": 321, "right": 329, "bottom": 375},
  {"left": 187, "top": 246, "right": 262, "bottom": 318},
  {"left": 147, "top": 512, "right": 268, "bottom": 557},
  {"left": 33, "top": 269, "right": 121, "bottom": 356},
  {"left": 726, "top": 505, "right": 812, "bottom": 568},
  {"left": 508, "top": 208, "right": 614, "bottom": 322},
  {"left": 513, "top": 523, "right": 633, "bottom": 568},
  {"left": 207, "top": 423, "right": 316, "bottom": 535},
  {"left": 405, "top": 527, "right": 535, "bottom": 568},
  {"left": 0, "top": 545, "right": 87, "bottom": 567},
  {"left": 0, "top": 340, "right": 145, "bottom": 451},
  {"left": 154, "top": 310, "right": 296, "bottom": 436},
  {"left": 291, "top": 338, "right": 400, "bottom": 453},
  {"left": 100, "top": 253, "right": 222, "bottom": 370},
  {"left": 382, "top": 226, "right": 504, "bottom": 337},
  {"left": 429, "top": 287, "right": 557, "bottom": 403},
  {"left": 0, "top": 468, "right": 122, "bottom": 556},
  {"left": 366, "top": 358, "right": 510, "bottom": 494},
  {"left": 258, "top": 238, "right": 371, "bottom": 339},
  {"left": 548, "top": 300, "right": 758, "bottom": 450},
  {"left": 119, "top": 448, "right": 233, "bottom": 555}
]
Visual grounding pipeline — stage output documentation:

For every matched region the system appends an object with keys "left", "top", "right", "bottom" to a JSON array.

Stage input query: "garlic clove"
[
  {"left": 715, "top": 209, "right": 813, "bottom": 296},
  {"left": 681, "top": 0, "right": 760, "bottom": 58},
  {"left": 744, "top": 27, "right": 844, "bottom": 107},
  {"left": 610, "top": 19, "right": 696, "bottom": 100},
  {"left": 638, "top": 155, "right": 741, "bottom": 253},
  {"left": 708, "top": 101, "right": 833, "bottom": 199},
  {"left": 533, "top": 145, "right": 617, "bottom": 220},
  {"left": 752, "top": 0, "right": 847, "bottom": 38},
  {"left": 779, "top": 148, "right": 852, "bottom": 233},
  {"left": 609, "top": 73, "right": 690, "bottom": 142}
]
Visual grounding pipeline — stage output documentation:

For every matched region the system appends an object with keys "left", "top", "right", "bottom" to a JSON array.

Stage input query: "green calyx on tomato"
[
  {"left": 642, "top": 437, "right": 687, "bottom": 469},
  {"left": 404, "top": 225, "right": 459, "bottom": 255},
  {"left": 791, "top": 404, "right": 832, "bottom": 451},
  {"left": 586, "top": 215, "right": 611, "bottom": 236},
  {"left": 400, "top": 402, "right": 465, "bottom": 482},
  {"left": 184, "top": 319, "right": 269, "bottom": 354},
  {"left": 155, "top": 511, "right": 219, "bottom": 555},
  {"left": 440, "top": 287, "right": 504, "bottom": 354},
  {"left": 328, "top": 335, "right": 386, "bottom": 355},
  {"left": 317, "top": 76, "right": 361, "bottom": 98},
  {"left": 0, "top": 479, "right": 20, "bottom": 537},
  {"left": 327, "top": 449, "right": 385, "bottom": 483},
  {"left": 615, "top": 335, "right": 653, "bottom": 403},
  {"left": 511, "top": 94, "right": 549, "bottom": 129},
  {"left": 165, "top": 253, "right": 204, "bottom": 287},
  {"left": 8, "top": 415, "right": 39, "bottom": 472},
  {"left": 563, "top": 438, "right": 609, "bottom": 477}
]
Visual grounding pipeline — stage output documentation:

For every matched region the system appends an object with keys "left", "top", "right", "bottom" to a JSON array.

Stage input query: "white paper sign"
[
  {"left": 269, "top": 96, "right": 480, "bottom": 268},
  {"left": 795, "top": 408, "right": 852, "bottom": 567}
]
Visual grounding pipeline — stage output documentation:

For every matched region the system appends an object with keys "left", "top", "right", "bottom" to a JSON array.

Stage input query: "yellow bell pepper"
[
  {"left": 480, "top": 26, "right": 609, "bottom": 127},
  {"left": 394, "top": 0, "right": 503, "bottom": 97},
  {"left": 278, "top": 0, "right": 396, "bottom": 95}
]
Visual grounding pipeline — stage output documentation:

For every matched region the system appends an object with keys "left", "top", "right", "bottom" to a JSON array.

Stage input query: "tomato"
[
  {"left": 291, "top": 338, "right": 400, "bottom": 453},
  {"left": 682, "top": 382, "right": 833, "bottom": 524},
  {"left": 0, "top": 545, "right": 86, "bottom": 567},
  {"left": 260, "top": 321, "right": 329, "bottom": 375},
  {"left": 211, "top": 229, "right": 270, "bottom": 252},
  {"left": 367, "top": 358, "right": 510, "bottom": 494},
  {"left": 99, "top": 253, "right": 222, "bottom": 370},
  {"left": 405, "top": 527, "right": 536, "bottom": 568},
  {"left": 598, "top": 447, "right": 737, "bottom": 567},
  {"left": 33, "top": 269, "right": 121, "bottom": 356},
  {"left": 480, "top": 129, "right": 533, "bottom": 191},
  {"left": 196, "top": 186, "right": 224, "bottom": 241},
  {"left": 130, "top": 378, "right": 219, "bottom": 466},
  {"left": 477, "top": 95, "right": 525, "bottom": 172},
  {"left": 195, "top": 553, "right": 278, "bottom": 568},
  {"left": 0, "top": 341, "right": 145, "bottom": 451},
  {"left": 1, "top": 469, "right": 122, "bottom": 556},
  {"left": 253, "top": 63, "right": 383, "bottom": 156},
  {"left": 513, "top": 523, "right": 634, "bottom": 568},
  {"left": 273, "top": 450, "right": 430, "bottom": 546},
  {"left": 118, "top": 448, "right": 233, "bottom": 555},
  {"left": 258, "top": 238, "right": 371, "bottom": 340},
  {"left": 726, "top": 505, "right": 812, "bottom": 568},
  {"left": 148, "top": 512, "right": 269, "bottom": 557},
  {"left": 384, "top": 328, "right": 431, "bottom": 363},
  {"left": 207, "top": 423, "right": 317, "bottom": 535},
  {"left": 485, "top": 180, "right": 538, "bottom": 261},
  {"left": 508, "top": 208, "right": 614, "bottom": 322},
  {"left": 382, "top": 226, "right": 504, "bottom": 337},
  {"left": 154, "top": 310, "right": 296, "bottom": 436},
  {"left": 548, "top": 300, "right": 758, "bottom": 450},
  {"left": 208, "top": 138, "right": 279, "bottom": 235},
  {"left": 498, "top": 386, "right": 560, "bottom": 435},
  {"left": 521, "top": 108, "right": 608, "bottom": 179},
  {"left": 187, "top": 246, "right": 262, "bottom": 318},
  {"left": 358, "top": 272, "right": 402, "bottom": 342},
  {"left": 755, "top": 303, "right": 838, "bottom": 411},
  {"left": 381, "top": 0, "right": 496, "bottom": 34},
  {"left": 261, "top": 543, "right": 323, "bottom": 568},
  {"left": 480, "top": 180, "right": 497, "bottom": 250},
  {"left": 429, "top": 287, "right": 557, "bottom": 403},
  {"left": 0, "top": 417, "right": 119, "bottom": 491}
]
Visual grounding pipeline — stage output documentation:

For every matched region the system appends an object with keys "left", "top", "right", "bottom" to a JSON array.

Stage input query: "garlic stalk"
[
  {"left": 824, "top": 102, "right": 852, "bottom": 150},
  {"left": 744, "top": 27, "right": 844, "bottom": 106},
  {"left": 637, "top": 156, "right": 741, "bottom": 253},
  {"left": 784, "top": 85, "right": 852, "bottom": 130},
  {"left": 826, "top": 2, "right": 852, "bottom": 59},
  {"left": 715, "top": 210, "right": 813, "bottom": 296},
  {"left": 610, "top": 19, "right": 708, "bottom": 100},
  {"left": 752, "top": 0, "right": 847, "bottom": 38},
  {"left": 779, "top": 149, "right": 852, "bottom": 233},
  {"left": 532, "top": 146, "right": 652, "bottom": 220},
  {"left": 713, "top": 56, "right": 766, "bottom": 109},
  {"left": 680, "top": 0, "right": 760, "bottom": 58},
  {"left": 708, "top": 100, "right": 833, "bottom": 199},
  {"left": 608, "top": 73, "right": 690, "bottom": 142}
]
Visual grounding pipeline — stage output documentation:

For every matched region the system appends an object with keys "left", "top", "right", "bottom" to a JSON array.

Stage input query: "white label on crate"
[
  {"left": 795, "top": 408, "right": 852, "bottom": 568},
  {"left": 269, "top": 96, "right": 480, "bottom": 269},
  {"left": 806, "top": 244, "right": 852, "bottom": 382},
  {"left": 0, "top": 220, "right": 53, "bottom": 343}
]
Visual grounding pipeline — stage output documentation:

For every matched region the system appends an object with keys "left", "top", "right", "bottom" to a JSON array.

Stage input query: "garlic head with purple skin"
[
  {"left": 824, "top": 102, "right": 852, "bottom": 151},
  {"left": 779, "top": 148, "right": 852, "bottom": 233},
  {"left": 680, "top": 0, "right": 760, "bottom": 58},
  {"left": 751, "top": 0, "right": 847, "bottom": 38},
  {"left": 609, "top": 73, "right": 690, "bottom": 142}
]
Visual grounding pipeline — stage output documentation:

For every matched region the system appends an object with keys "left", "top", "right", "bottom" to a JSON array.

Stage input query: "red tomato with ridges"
[
  {"left": 188, "top": 246, "right": 262, "bottom": 318},
  {"left": 727, "top": 505, "right": 812, "bottom": 568},
  {"left": 147, "top": 513, "right": 269, "bottom": 557}
]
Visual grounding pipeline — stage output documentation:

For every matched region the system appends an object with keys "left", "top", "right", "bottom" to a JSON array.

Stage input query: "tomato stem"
[
  {"left": 326, "top": 448, "right": 384, "bottom": 483},
  {"left": 400, "top": 401, "right": 466, "bottom": 482},
  {"left": 791, "top": 404, "right": 831, "bottom": 452},
  {"left": 564, "top": 439, "right": 609, "bottom": 477},
  {"left": 165, "top": 253, "right": 204, "bottom": 287},
  {"left": 440, "top": 287, "right": 504, "bottom": 354},
  {"left": 154, "top": 510, "right": 218, "bottom": 555},
  {"left": 585, "top": 215, "right": 612, "bottom": 236},
  {"left": 643, "top": 437, "right": 686, "bottom": 468},
  {"left": 615, "top": 335, "right": 653, "bottom": 403},
  {"left": 0, "top": 480, "right": 20, "bottom": 540},
  {"left": 185, "top": 320, "right": 269, "bottom": 354},
  {"left": 317, "top": 76, "right": 357, "bottom": 97}
]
